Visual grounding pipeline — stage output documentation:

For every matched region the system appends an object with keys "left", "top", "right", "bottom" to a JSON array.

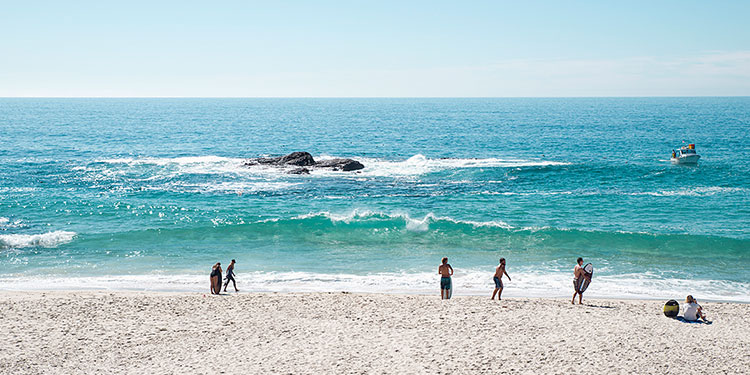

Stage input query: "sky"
[{"left": 1, "top": 0, "right": 749, "bottom": 97}]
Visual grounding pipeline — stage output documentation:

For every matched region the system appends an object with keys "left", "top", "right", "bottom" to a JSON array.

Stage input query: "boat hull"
[{"left": 671, "top": 154, "right": 700, "bottom": 164}]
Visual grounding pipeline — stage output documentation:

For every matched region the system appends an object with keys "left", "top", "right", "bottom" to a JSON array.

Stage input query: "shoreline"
[
  {"left": 1, "top": 285, "right": 748, "bottom": 304},
  {"left": 5, "top": 289, "right": 745, "bottom": 306},
  {"left": 2, "top": 291, "right": 748, "bottom": 374}
]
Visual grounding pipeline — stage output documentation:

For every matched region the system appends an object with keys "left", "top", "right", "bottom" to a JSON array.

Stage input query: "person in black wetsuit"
[{"left": 223, "top": 259, "right": 238, "bottom": 292}]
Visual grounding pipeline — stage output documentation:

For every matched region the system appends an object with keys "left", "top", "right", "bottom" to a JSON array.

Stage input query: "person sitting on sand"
[
  {"left": 491, "top": 258, "right": 511, "bottom": 301},
  {"left": 223, "top": 259, "right": 238, "bottom": 292},
  {"left": 571, "top": 257, "right": 589, "bottom": 305},
  {"left": 438, "top": 257, "right": 453, "bottom": 300},
  {"left": 210, "top": 262, "right": 222, "bottom": 295},
  {"left": 684, "top": 295, "right": 708, "bottom": 322}
]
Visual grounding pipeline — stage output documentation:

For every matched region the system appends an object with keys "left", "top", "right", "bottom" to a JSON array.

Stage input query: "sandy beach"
[{"left": 1, "top": 291, "right": 748, "bottom": 374}]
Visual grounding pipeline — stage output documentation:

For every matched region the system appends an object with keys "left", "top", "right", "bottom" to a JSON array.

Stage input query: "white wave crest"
[
  {"left": 0, "top": 231, "right": 77, "bottom": 249},
  {"left": 0, "top": 217, "right": 25, "bottom": 230},
  {"left": 0, "top": 187, "right": 37, "bottom": 193},
  {"left": 292, "top": 209, "right": 513, "bottom": 231},
  {"left": 632, "top": 186, "right": 748, "bottom": 197}
]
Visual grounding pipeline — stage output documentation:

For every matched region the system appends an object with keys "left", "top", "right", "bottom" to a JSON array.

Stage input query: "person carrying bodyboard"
[{"left": 572, "top": 257, "right": 592, "bottom": 304}]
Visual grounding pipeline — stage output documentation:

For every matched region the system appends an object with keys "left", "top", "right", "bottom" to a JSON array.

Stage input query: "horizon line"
[{"left": 1, "top": 95, "right": 749, "bottom": 99}]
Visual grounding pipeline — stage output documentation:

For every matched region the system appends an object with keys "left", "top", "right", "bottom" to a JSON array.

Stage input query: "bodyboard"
[{"left": 578, "top": 263, "right": 593, "bottom": 292}]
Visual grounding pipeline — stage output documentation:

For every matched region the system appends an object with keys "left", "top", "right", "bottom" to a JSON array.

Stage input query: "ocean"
[{"left": 1, "top": 98, "right": 748, "bottom": 301}]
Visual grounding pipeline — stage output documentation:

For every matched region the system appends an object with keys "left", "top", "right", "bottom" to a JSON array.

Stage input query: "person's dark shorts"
[
  {"left": 440, "top": 276, "right": 452, "bottom": 290},
  {"left": 493, "top": 276, "right": 503, "bottom": 289}
]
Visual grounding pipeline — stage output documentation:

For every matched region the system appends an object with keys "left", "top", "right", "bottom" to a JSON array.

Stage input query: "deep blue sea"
[{"left": 1, "top": 98, "right": 748, "bottom": 301}]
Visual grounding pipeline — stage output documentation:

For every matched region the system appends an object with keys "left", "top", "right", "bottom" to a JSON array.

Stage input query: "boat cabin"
[{"left": 673, "top": 144, "right": 697, "bottom": 158}]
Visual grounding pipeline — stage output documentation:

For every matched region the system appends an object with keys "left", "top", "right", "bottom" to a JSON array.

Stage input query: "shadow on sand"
[
  {"left": 583, "top": 304, "right": 616, "bottom": 309},
  {"left": 674, "top": 316, "right": 712, "bottom": 325}
]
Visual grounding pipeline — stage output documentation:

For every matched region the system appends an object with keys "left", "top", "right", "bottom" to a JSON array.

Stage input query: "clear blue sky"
[{"left": 1, "top": 0, "right": 748, "bottom": 97}]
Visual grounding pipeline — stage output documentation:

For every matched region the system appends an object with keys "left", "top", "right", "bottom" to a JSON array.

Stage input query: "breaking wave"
[
  {"left": 59, "top": 209, "right": 748, "bottom": 259},
  {"left": 290, "top": 210, "right": 513, "bottom": 231},
  {"left": 0, "top": 231, "right": 77, "bottom": 249}
]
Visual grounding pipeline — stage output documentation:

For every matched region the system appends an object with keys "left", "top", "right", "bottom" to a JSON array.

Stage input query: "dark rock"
[
  {"left": 246, "top": 151, "right": 316, "bottom": 167},
  {"left": 314, "top": 158, "right": 365, "bottom": 171},
  {"left": 245, "top": 152, "right": 365, "bottom": 172},
  {"left": 278, "top": 152, "right": 316, "bottom": 166},
  {"left": 287, "top": 167, "right": 310, "bottom": 175}
]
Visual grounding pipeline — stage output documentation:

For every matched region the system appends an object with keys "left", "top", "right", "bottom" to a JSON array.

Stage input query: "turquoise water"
[{"left": 1, "top": 98, "right": 748, "bottom": 300}]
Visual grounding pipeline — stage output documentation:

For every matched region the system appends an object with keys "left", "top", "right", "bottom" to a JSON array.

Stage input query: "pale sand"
[{"left": 1, "top": 292, "right": 748, "bottom": 374}]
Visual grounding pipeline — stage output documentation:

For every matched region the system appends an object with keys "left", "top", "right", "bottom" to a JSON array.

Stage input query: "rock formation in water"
[
  {"left": 248, "top": 151, "right": 316, "bottom": 167},
  {"left": 314, "top": 158, "right": 365, "bottom": 171},
  {"left": 287, "top": 167, "right": 311, "bottom": 175},
  {"left": 244, "top": 152, "right": 364, "bottom": 172}
]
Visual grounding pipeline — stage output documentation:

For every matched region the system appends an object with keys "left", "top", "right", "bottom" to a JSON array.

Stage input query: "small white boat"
[{"left": 671, "top": 144, "right": 700, "bottom": 164}]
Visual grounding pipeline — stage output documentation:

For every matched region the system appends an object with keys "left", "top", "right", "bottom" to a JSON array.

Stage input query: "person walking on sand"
[
  {"left": 438, "top": 257, "right": 453, "bottom": 300},
  {"left": 210, "top": 262, "right": 222, "bottom": 295},
  {"left": 223, "top": 259, "right": 238, "bottom": 292},
  {"left": 491, "top": 258, "right": 511, "bottom": 300},
  {"left": 571, "top": 257, "right": 589, "bottom": 304}
]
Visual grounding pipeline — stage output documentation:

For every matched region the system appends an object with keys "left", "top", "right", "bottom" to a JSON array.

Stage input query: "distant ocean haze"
[{"left": 0, "top": 98, "right": 748, "bottom": 301}]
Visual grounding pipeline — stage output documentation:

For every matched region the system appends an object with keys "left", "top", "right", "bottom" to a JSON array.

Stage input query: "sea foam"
[
  {"left": 93, "top": 154, "right": 568, "bottom": 179},
  {"left": 81, "top": 154, "right": 569, "bottom": 195},
  {"left": 312, "top": 154, "right": 569, "bottom": 177},
  {"left": 0, "top": 231, "right": 77, "bottom": 249},
  {"left": 633, "top": 186, "right": 748, "bottom": 197},
  {"left": 1, "top": 269, "right": 746, "bottom": 302}
]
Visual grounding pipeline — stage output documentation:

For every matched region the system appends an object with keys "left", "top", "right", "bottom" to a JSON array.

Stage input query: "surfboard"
[{"left": 576, "top": 263, "right": 594, "bottom": 293}]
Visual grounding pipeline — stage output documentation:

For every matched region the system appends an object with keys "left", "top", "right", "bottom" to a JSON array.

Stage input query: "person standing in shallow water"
[
  {"left": 491, "top": 258, "right": 511, "bottom": 301},
  {"left": 210, "top": 264, "right": 217, "bottom": 294},
  {"left": 223, "top": 259, "right": 238, "bottom": 292},
  {"left": 572, "top": 257, "right": 589, "bottom": 304},
  {"left": 438, "top": 257, "right": 453, "bottom": 299}
]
